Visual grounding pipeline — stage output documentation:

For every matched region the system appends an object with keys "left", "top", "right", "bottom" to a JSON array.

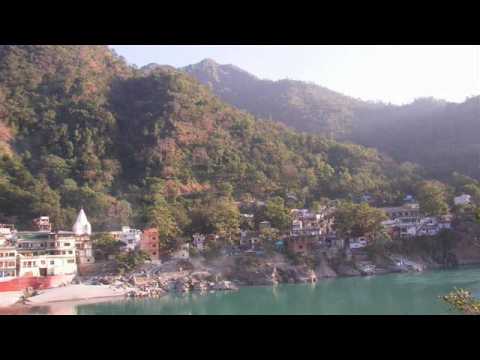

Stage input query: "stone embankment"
[{"left": 79, "top": 252, "right": 440, "bottom": 301}]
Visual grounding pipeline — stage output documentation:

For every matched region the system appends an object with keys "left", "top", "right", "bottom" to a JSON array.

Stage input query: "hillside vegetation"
[
  {"left": 182, "top": 59, "right": 480, "bottom": 181},
  {"left": 0, "top": 46, "right": 436, "bottom": 241}
]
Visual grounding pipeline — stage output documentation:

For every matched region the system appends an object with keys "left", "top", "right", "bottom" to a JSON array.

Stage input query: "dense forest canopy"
[
  {"left": 0, "top": 46, "right": 472, "bottom": 243},
  {"left": 182, "top": 59, "right": 480, "bottom": 181}
]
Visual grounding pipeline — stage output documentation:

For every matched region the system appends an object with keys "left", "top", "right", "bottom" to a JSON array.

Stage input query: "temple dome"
[{"left": 72, "top": 208, "right": 92, "bottom": 236}]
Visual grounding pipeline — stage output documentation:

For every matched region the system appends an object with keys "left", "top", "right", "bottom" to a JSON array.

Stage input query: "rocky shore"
[
  {"left": 81, "top": 265, "right": 239, "bottom": 299},
  {"left": 0, "top": 250, "right": 466, "bottom": 311}
]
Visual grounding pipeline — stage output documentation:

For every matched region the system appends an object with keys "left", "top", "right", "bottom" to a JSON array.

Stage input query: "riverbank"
[
  {"left": 25, "top": 284, "right": 129, "bottom": 305},
  {"left": 13, "top": 267, "right": 480, "bottom": 315},
  {"left": 1, "top": 249, "right": 479, "bottom": 313}
]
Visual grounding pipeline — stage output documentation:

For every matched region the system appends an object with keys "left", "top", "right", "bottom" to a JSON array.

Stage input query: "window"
[
  {"left": 68, "top": 251, "right": 72, "bottom": 254},
  {"left": 64, "top": 243, "right": 70, "bottom": 247},
  {"left": 9, "top": 253, "right": 14, "bottom": 257},
  {"left": 50, "top": 261, "right": 54, "bottom": 265},
  {"left": 8, "top": 262, "right": 15, "bottom": 267},
  {"left": 67, "top": 259, "right": 75, "bottom": 263}
]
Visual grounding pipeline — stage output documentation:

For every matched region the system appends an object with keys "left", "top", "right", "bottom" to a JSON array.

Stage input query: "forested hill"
[
  {"left": 352, "top": 96, "right": 480, "bottom": 180},
  {"left": 181, "top": 59, "right": 369, "bottom": 138},
  {"left": 0, "top": 45, "right": 435, "bottom": 234},
  {"left": 181, "top": 59, "right": 480, "bottom": 181}
]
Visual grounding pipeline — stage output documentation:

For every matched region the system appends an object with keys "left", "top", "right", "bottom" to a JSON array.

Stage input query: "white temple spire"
[{"left": 72, "top": 208, "right": 92, "bottom": 236}]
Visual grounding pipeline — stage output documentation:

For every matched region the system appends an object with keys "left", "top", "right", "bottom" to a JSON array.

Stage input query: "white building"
[
  {"left": 16, "top": 231, "right": 77, "bottom": 277},
  {"left": 171, "top": 243, "right": 190, "bottom": 260},
  {"left": 118, "top": 226, "right": 142, "bottom": 251},
  {"left": 0, "top": 224, "right": 16, "bottom": 241},
  {"left": 454, "top": 194, "right": 471, "bottom": 206}
]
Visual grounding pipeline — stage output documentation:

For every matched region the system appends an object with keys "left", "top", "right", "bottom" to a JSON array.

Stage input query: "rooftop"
[{"left": 16, "top": 232, "right": 54, "bottom": 241}]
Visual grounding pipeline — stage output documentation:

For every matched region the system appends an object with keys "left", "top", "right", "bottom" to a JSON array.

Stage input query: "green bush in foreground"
[{"left": 442, "top": 288, "right": 480, "bottom": 315}]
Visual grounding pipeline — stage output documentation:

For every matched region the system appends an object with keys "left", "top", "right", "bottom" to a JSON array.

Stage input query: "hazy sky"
[{"left": 110, "top": 45, "right": 480, "bottom": 105}]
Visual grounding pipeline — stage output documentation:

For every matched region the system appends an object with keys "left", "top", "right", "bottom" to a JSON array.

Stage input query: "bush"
[
  {"left": 114, "top": 250, "right": 150, "bottom": 274},
  {"left": 442, "top": 288, "right": 480, "bottom": 314}
]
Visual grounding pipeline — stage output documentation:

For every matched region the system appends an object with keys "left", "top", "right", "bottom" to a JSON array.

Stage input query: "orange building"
[
  {"left": 286, "top": 237, "right": 312, "bottom": 255},
  {"left": 140, "top": 228, "right": 160, "bottom": 261}
]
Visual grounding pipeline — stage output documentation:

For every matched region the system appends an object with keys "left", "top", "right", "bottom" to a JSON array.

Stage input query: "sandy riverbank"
[
  {"left": 24, "top": 284, "right": 129, "bottom": 305},
  {"left": 0, "top": 291, "right": 23, "bottom": 307}
]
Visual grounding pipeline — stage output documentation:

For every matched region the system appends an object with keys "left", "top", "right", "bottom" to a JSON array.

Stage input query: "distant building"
[
  {"left": 380, "top": 203, "right": 420, "bottom": 220},
  {"left": 286, "top": 237, "right": 311, "bottom": 255},
  {"left": 171, "top": 243, "right": 190, "bottom": 260},
  {"left": 259, "top": 221, "right": 271, "bottom": 231},
  {"left": 0, "top": 238, "right": 17, "bottom": 280},
  {"left": 380, "top": 203, "right": 452, "bottom": 239},
  {"left": 0, "top": 224, "right": 16, "bottom": 242},
  {"left": 109, "top": 226, "right": 142, "bottom": 252},
  {"left": 140, "top": 228, "right": 160, "bottom": 261},
  {"left": 454, "top": 194, "right": 471, "bottom": 206},
  {"left": 192, "top": 233, "right": 206, "bottom": 251},
  {"left": 290, "top": 208, "right": 333, "bottom": 238},
  {"left": 33, "top": 216, "right": 52, "bottom": 232},
  {"left": 239, "top": 230, "right": 261, "bottom": 250}
]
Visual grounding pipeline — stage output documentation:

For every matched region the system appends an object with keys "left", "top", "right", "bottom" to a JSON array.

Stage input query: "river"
[{"left": 25, "top": 267, "right": 480, "bottom": 315}]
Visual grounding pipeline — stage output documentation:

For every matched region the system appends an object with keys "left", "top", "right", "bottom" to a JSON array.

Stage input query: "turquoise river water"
[{"left": 27, "top": 267, "right": 480, "bottom": 315}]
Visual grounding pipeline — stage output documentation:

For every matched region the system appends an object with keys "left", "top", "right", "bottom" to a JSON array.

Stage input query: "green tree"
[
  {"left": 333, "top": 202, "right": 388, "bottom": 249},
  {"left": 417, "top": 181, "right": 449, "bottom": 216},
  {"left": 93, "top": 233, "right": 124, "bottom": 260},
  {"left": 115, "top": 250, "right": 150, "bottom": 274},
  {"left": 210, "top": 197, "right": 240, "bottom": 244},
  {"left": 263, "top": 196, "right": 291, "bottom": 230},
  {"left": 463, "top": 183, "right": 480, "bottom": 205}
]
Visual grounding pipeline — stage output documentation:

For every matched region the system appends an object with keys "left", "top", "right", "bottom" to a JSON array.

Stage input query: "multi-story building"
[
  {"left": 0, "top": 224, "right": 16, "bottom": 241},
  {"left": 0, "top": 237, "right": 17, "bottom": 280},
  {"left": 140, "top": 228, "right": 160, "bottom": 261},
  {"left": 118, "top": 226, "right": 142, "bottom": 251},
  {"left": 380, "top": 203, "right": 420, "bottom": 221},
  {"left": 454, "top": 194, "right": 472, "bottom": 206},
  {"left": 16, "top": 231, "right": 77, "bottom": 277},
  {"left": 290, "top": 208, "right": 334, "bottom": 238},
  {"left": 380, "top": 202, "right": 452, "bottom": 239},
  {"left": 0, "top": 212, "right": 97, "bottom": 292}
]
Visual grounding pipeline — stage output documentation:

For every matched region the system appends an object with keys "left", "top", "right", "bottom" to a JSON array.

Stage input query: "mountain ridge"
[{"left": 180, "top": 58, "right": 480, "bottom": 180}]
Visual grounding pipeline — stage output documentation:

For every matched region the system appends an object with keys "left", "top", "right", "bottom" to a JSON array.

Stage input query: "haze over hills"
[
  {"left": 182, "top": 58, "right": 369, "bottom": 138},
  {"left": 180, "top": 59, "right": 480, "bottom": 180}
]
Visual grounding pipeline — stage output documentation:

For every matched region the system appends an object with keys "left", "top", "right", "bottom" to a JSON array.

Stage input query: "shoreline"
[{"left": 2, "top": 261, "right": 480, "bottom": 314}]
